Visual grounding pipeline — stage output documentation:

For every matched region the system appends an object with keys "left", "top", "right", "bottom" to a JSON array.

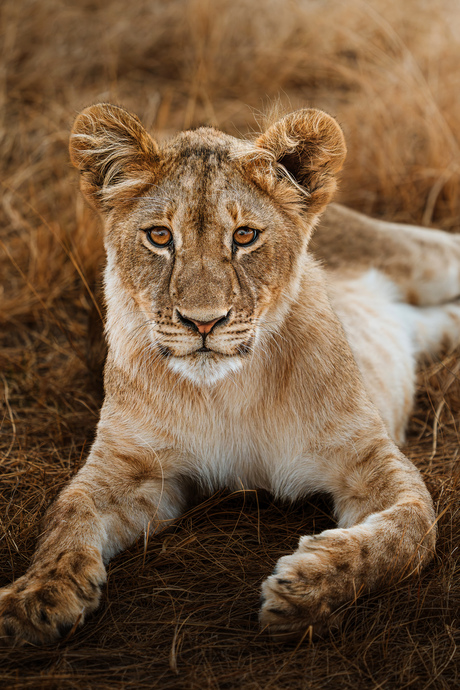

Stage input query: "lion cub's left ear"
[
  {"left": 255, "top": 109, "right": 346, "bottom": 213},
  {"left": 69, "top": 103, "right": 160, "bottom": 212}
]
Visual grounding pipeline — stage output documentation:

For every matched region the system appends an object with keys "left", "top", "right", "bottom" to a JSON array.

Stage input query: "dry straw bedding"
[{"left": 1, "top": 0, "right": 460, "bottom": 687}]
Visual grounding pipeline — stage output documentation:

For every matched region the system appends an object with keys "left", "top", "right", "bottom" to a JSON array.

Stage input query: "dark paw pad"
[
  {"left": 2, "top": 620, "right": 17, "bottom": 638},
  {"left": 267, "top": 607, "right": 290, "bottom": 617},
  {"left": 39, "top": 609, "right": 50, "bottom": 624},
  {"left": 57, "top": 621, "right": 74, "bottom": 638}
]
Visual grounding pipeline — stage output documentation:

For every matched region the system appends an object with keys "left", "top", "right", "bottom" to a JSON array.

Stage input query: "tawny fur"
[{"left": 1, "top": 104, "right": 460, "bottom": 645}]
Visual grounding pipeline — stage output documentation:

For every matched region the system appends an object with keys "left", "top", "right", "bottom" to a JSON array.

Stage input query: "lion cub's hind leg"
[
  {"left": 405, "top": 300, "right": 460, "bottom": 358},
  {"left": 315, "top": 204, "right": 460, "bottom": 306},
  {"left": 331, "top": 269, "right": 460, "bottom": 446}
]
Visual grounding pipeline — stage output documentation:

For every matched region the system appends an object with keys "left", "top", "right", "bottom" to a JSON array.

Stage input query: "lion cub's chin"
[{"left": 167, "top": 353, "right": 244, "bottom": 386}]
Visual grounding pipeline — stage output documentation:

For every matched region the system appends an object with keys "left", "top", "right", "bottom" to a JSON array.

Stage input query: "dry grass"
[{"left": 1, "top": 0, "right": 460, "bottom": 687}]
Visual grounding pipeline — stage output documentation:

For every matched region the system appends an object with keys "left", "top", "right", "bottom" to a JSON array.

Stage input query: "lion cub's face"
[
  {"left": 106, "top": 129, "right": 308, "bottom": 385},
  {"left": 70, "top": 105, "right": 346, "bottom": 384}
]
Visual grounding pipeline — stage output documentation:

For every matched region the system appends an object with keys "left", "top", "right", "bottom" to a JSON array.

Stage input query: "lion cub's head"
[{"left": 70, "top": 105, "right": 345, "bottom": 385}]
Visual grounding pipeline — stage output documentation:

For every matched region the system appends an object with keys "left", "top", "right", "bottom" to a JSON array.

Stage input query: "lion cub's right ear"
[{"left": 69, "top": 103, "right": 160, "bottom": 211}]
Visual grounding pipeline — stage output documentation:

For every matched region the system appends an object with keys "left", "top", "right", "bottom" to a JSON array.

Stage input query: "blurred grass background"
[{"left": 1, "top": 0, "right": 460, "bottom": 687}]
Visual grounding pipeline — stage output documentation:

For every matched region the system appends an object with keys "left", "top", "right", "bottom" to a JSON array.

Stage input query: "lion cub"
[{"left": 2, "top": 104, "right": 460, "bottom": 644}]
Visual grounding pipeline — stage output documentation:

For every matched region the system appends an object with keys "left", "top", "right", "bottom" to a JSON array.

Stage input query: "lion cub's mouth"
[
  {"left": 157, "top": 337, "right": 254, "bottom": 385},
  {"left": 157, "top": 344, "right": 220, "bottom": 358},
  {"left": 156, "top": 338, "right": 254, "bottom": 361}
]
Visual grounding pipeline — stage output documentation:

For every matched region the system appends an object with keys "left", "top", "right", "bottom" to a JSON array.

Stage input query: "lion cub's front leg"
[
  {"left": 0, "top": 437, "right": 186, "bottom": 645},
  {"left": 0, "top": 545, "right": 106, "bottom": 646},
  {"left": 260, "top": 439, "right": 436, "bottom": 636}
]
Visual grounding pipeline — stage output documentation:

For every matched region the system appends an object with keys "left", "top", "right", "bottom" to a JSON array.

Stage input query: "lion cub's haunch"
[{"left": 2, "top": 104, "right": 460, "bottom": 644}]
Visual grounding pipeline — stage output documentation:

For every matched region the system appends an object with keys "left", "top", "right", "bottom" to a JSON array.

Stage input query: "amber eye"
[
  {"left": 233, "top": 227, "right": 258, "bottom": 247},
  {"left": 146, "top": 227, "right": 173, "bottom": 248}
]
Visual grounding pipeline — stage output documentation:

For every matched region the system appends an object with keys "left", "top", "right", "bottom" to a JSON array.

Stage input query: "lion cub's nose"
[{"left": 177, "top": 311, "right": 229, "bottom": 336}]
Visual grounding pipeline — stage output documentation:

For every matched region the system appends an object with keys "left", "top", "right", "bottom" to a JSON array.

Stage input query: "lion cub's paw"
[
  {"left": 259, "top": 530, "right": 359, "bottom": 638},
  {"left": 0, "top": 550, "right": 106, "bottom": 646}
]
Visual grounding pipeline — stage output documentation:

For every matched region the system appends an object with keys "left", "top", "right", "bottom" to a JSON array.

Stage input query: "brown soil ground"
[{"left": 1, "top": 1, "right": 460, "bottom": 687}]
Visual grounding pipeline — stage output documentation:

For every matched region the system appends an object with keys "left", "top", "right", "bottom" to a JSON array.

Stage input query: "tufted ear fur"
[
  {"left": 255, "top": 109, "right": 346, "bottom": 214},
  {"left": 69, "top": 103, "right": 160, "bottom": 212}
]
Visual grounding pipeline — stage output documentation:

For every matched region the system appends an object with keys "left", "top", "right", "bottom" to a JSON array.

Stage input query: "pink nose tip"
[
  {"left": 177, "top": 310, "right": 229, "bottom": 336},
  {"left": 189, "top": 317, "right": 221, "bottom": 336},
  {"left": 176, "top": 310, "right": 230, "bottom": 338}
]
